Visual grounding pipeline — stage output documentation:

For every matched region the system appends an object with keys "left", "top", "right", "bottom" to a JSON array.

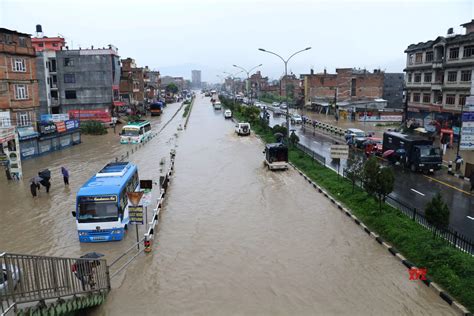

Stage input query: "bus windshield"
[
  {"left": 121, "top": 128, "right": 139, "bottom": 136},
  {"left": 78, "top": 202, "right": 118, "bottom": 223}
]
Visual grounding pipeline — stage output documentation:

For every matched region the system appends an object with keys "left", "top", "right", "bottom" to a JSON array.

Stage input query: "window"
[
  {"left": 449, "top": 47, "right": 459, "bottom": 59},
  {"left": 4, "top": 34, "right": 12, "bottom": 44},
  {"left": 64, "top": 73, "right": 76, "bottom": 83},
  {"left": 38, "top": 43, "right": 44, "bottom": 47},
  {"left": 415, "top": 53, "right": 423, "bottom": 64},
  {"left": 14, "top": 84, "right": 28, "bottom": 100},
  {"left": 408, "top": 54, "right": 414, "bottom": 65},
  {"left": 422, "top": 93, "right": 431, "bottom": 103},
  {"left": 425, "top": 51, "right": 433, "bottom": 62},
  {"left": 52, "top": 43, "right": 58, "bottom": 47},
  {"left": 65, "top": 90, "right": 77, "bottom": 99},
  {"left": 406, "top": 93, "right": 411, "bottom": 102},
  {"left": 445, "top": 94, "right": 456, "bottom": 105},
  {"left": 407, "top": 73, "right": 412, "bottom": 83},
  {"left": 64, "top": 58, "right": 74, "bottom": 66},
  {"left": 447, "top": 71, "right": 458, "bottom": 82},
  {"left": 12, "top": 58, "right": 26, "bottom": 72},
  {"left": 413, "top": 93, "right": 420, "bottom": 102},
  {"left": 461, "top": 70, "right": 471, "bottom": 82},
  {"left": 0, "top": 82, "right": 7, "bottom": 94},
  {"left": 351, "top": 78, "right": 356, "bottom": 96},
  {"left": 51, "top": 90, "right": 58, "bottom": 99},
  {"left": 16, "top": 112, "right": 30, "bottom": 127},
  {"left": 424, "top": 73, "right": 432, "bottom": 83},
  {"left": 414, "top": 73, "right": 421, "bottom": 83},
  {"left": 459, "top": 95, "right": 468, "bottom": 106},
  {"left": 48, "top": 59, "right": 56, "bottom": 72},
  {"left": 18, "top": 37, "right": 26, "bottom": 47},
  {"left": 463, "top": 45, "right": 474, "bottom": 58}
]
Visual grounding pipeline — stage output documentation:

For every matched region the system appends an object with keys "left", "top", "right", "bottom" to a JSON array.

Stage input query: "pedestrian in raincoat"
[
  {"left": 30, "top": 181, "right": 37, "bottom": 197},
  {"left": 61, "top": 167, "right": 69, "bottom": 185}
]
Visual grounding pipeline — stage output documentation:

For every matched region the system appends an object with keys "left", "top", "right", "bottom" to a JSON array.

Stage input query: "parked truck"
[{"left": 382, "top": 131, "right": 442, "bottom": 173}]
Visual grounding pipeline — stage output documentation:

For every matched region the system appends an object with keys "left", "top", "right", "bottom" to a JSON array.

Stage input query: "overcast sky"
[{"left": 1, "top": 0, "right": 473, "bottom": 83}]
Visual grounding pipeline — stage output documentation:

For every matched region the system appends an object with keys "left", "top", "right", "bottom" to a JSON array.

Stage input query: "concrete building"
[
  {"left": 383, "top": 73, "right": 405, "bottom": 108},
  {"left": 404, "top": 20, "right": 474, "bottom": 130},
  {"left": 161, "top": 76, "right": 185, "bottom": 91},
  {"left": 192, "top": 70, "right": 201, "bottom": 89},
  {"left": 53, "top": 45, "right": 121, "bottom": 118},
  {"left": 0, "top": 28, "right": 39, "bottom": 128}
]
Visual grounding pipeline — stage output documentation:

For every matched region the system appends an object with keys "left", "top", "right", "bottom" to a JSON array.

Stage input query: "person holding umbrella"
[
  {"left": 72, "top": 252, "right": 104, "bottom": 290},
  {"left": 61, "top": 167, "right": 69, "bottom": 186}
]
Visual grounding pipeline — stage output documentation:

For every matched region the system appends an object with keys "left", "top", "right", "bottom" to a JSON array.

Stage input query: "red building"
[{"left": 31, "top": 36, "right": 65, "bottom": 52}]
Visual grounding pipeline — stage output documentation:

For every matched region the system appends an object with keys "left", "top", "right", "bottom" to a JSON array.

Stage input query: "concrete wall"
[{"left": 383, "top": 73, "right": 404, "bottom": 108}]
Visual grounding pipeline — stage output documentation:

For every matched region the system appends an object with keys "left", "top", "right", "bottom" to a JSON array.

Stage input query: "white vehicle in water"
[
  {"left": 235, "top": 122, "right": 250, "bottom": 136},
  {"left": 291, "top": 114, "right": 303, "bottom": 124},
  {"left": 120, "top": 120, "right": 152, "bottom": 144},
  {"left": 224, "top": 109, "right": 232, "bottom": 119},
  {"left": 214, "top": 102, "right": 222, "bottom": 110}
]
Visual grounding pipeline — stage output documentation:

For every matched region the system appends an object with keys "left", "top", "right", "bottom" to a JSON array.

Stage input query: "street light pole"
[
  {"left": 233, "top": 63, "right": 262, "bottom": 104},
  {"left": 259, "top": 47, "right": 312, "bottom": 138}
]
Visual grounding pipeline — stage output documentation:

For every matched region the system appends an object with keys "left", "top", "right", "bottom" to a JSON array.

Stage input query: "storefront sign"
[
  {"left": 65, "top": 120, "right": 80, "bottom": 130},
  {"left": 357, "top": 115, "right": 403, "bottom": 122},
  {"left": 17, "top": 126, "right": 38, "bottom": 140},
  {"left": 0, "top": 127, "right": 15, "bottom": 143},
  {"left": 129, "top": 205, "right": 144, "bottom": 224},
  {"left": 39, "top": 122, "right": 57, "bottom": 136},
  {"left": 55, "top": 121, "right": 66, "bottom": 133},
  {"left": 68, "top": 109, "right": 111, "bottom": 123}
]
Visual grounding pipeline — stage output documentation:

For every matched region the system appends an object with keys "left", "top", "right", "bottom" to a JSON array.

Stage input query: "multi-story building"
[
  {"left": 161, "top": 76, "right": 185, "bottom": 91},
  {"left": 280, "top": 74, "right": 302, "bottom": 100},
  {"left": 301, "top": 68, "right": 398, "bottom": 120},
  {"left": 119, "top": 58, "right": 146, "bottom": 107},
  {"left": 404, "top": 20, "right": 474, "bottom": 128},
  {"left": 0, "top": 28, "right": 39, "bottom": 128},
  {"left": 383, "top": 73, "right": 405, "bottom": 108},
  {"left": 53, "top": 46, "right": 121, "bottom": 118},
  {"left": 191, "top": 70, "right": 201, "bottom": 89},
  {"left": 32, "top": 32, "right": 66, "bottom": 115},
  {"left": 249, "top": 71, "right": 269, "bottom": 98},
  {"left": 146, "top": 69, "right": 161, "bottom": 102}
]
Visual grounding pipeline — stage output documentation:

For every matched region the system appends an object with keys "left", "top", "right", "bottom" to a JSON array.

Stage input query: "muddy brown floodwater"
[{"left": 93, "top": 95, "right": 455, "bottom": 315}]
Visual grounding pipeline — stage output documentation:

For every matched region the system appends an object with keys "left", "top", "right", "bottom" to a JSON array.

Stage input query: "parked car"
[
  {"left": 291, "top": 114, "right": 303, "bottom": 124},
  {"left": 224, "top": 109, "right": 232, "bottom": 119},
  {"left": 272, "top": 102, "right": 279, "bottom": 107},
  {"left": 235, "top": 122, "right": 251, "bottom": 136},
  {"left": 279, "top": 103, "right": 288, "bottom": 110},
  {"left": 213, "top": 102, "right": 222, "bottom": 110},
  {"left": 1, "top": 263, "right": 20, "bottom": 294},
  {"left": 345, "top": 128, "right": 367, "bottom": 146},
  {"left": 363, "top": 137, "right": 383, "bottom": 156}
]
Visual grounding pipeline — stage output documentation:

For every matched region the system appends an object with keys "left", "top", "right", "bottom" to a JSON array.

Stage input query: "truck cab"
[{"left": 235, "top": 123, "right": 250, "bottom": 136}]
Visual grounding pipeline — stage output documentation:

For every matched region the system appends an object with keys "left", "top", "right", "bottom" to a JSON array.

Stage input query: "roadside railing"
[
  {"left": 296, "top": 142, "right": 326, "bottom": 166},
  {"left": 0, "top": 252, "right": 109, "bottom": 314}
]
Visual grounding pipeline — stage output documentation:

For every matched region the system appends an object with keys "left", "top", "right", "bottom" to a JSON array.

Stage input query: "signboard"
[
  {"left": 68, "top": 109, "right": 111, "bottom": 123},
  {"left": 55, "top": 121, "right": 66, "bottom": 133},
  {"left": 330, "top": 144, "right": 349, "bottom": 159},
  {"left": 128, "top": 205, "right": 144, "bottom": 224},
  {"left": 0, "top": 127, "right": 16, "bottom": 143},
  {"left": 357, "top": 115, "right": 403, "bottom": 122},
  {"left": 140, "top": 180, "right": 153, "bottom": 190},
  {"left": 41, "top": 114, "right": 70, "bottom": 122},
  {"left": 65, "top": 119, "right": 80, "bottom": 130},
  {"left": 38, "top": 122, "right": 57, "bottom": 136},
  {"left": 127, "top": 191, "right": 144, "bottom": 206},
  {"left": 79, "top": 195, "right": 117, "bottom": 203},
  {"left": 460, "top": 120, "right": 474, "bottom": 151}
]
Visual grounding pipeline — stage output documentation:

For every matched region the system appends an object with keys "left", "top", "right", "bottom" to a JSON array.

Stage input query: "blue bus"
[{"left": 72, "top": 162, "right": 139, "bottom": 242}]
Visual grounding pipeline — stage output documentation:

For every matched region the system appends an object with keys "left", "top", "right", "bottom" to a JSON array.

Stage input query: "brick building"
[
  {"left": 0, "top": 28, "right": 39, "bottom": 129},
  {"left": 248, "top": 71, "right": 268, "bottom": 98},
  {"left": 280, "top": 74, "right": 302, "bottom": 100},
  {"left": 146, "top": 69, "right": 161, "bottom": 101},
  {"left": 404, "top": 20, "right": 474, "bottom": 130},
  {"left": 301, "top": 68, "right": 389, "bottom": 118}
]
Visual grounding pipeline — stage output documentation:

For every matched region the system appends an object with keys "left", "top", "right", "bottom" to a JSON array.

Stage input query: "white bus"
[{"left": 120, "top": 120, "right": 152, "bottom": 144}]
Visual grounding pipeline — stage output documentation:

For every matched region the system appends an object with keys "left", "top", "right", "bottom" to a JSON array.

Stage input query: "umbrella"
[
  {"left": 30, "top": 176, "right": 42, "bottom": 184},
  {"left": 80, "top": 252, "right": 104, "bottom": 259},
  {"left": 382, "top": 150, "right": 395, "bottom": 158}
]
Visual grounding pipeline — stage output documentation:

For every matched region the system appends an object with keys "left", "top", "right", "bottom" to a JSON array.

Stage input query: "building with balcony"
[
  {"left": 404, "top": 20, "right": 474, "bottom": 129},
  {"left": 0, "top": 28, "right": 39, "bottom": 129}
]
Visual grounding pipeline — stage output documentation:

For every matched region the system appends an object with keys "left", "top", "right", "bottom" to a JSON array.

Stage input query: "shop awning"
[{"left": 17, "top": 126, "right": 38, "bottom": 140}]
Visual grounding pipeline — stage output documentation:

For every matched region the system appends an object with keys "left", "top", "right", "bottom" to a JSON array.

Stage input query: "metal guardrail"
[
  {"left": 296, "top": 142, "right": 326, "bottom": 166},
  {"left": 0, "top": 252, "right": 109, "bottom": 314}
]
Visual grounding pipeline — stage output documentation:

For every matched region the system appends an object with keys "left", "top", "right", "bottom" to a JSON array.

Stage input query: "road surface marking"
[
  {"left": 423, "top": 175, "right": 473, "bottom": 196},
  {"left": 410, "top": 188, "right": 425, "bottom": 196},
  {"left": 467, "top": 216, "right": 474, "bottom": 221}
]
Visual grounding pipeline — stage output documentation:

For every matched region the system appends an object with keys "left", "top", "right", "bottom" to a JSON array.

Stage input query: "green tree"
[
  {"left": 363, "top": 156, "right": 379, "bottom": 196},
  {"left": 346, "top": 153, "right": 364, "bottom": 193},
  {"left": 165, "top": 83, "right": 179, "bottom": 94},
  {"left": 289, "top": 131, "right": 300, "bottom": 147},
  {"left": 375, "top": 166, "right": 394, "bottom": 212},
  {"left": 425, "top": 193, "right": 450, "bottom": 238}
]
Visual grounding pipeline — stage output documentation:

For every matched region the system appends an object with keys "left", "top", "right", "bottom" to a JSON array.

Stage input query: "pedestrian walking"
[
  {"left": 30, "top": 181, "right": 37, "bottom": 197},
  {"left": 61, "top": 167, "right": 69, "bottom": 185},
  {"left": 4, "top": 167, "right": 12, "bottom": 181}
]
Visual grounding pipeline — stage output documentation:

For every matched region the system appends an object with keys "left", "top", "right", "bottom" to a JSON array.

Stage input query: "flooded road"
[
  {"left": 90, "top": 95, "right": 455, "bottom": 315},
  {"left": 0, "top": 101, "right": 185, "bottom": 258}
]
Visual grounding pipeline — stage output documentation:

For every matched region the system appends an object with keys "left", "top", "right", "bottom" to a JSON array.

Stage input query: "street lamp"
[
  {"left": 259, "top": 47, "right": 312, "bottom": 138},
  {"left": 232, "top": 63, "right": 262, "bottom": 103}
]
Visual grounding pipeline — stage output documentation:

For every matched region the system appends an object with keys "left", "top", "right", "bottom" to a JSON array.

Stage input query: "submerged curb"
[{"left": 288, "top": 162, "right": 471, "bottom": 316}]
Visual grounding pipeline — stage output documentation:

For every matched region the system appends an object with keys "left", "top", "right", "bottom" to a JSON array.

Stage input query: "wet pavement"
[
  {"left": 91, "top": 94, "right": 456, "bottom": 315},
  {"left": 267, "top": 107, "right": 474, "bottom": 240}
]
